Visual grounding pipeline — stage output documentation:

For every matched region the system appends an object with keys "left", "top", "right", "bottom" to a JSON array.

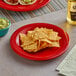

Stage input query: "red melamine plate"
[
  {"left": 0, "top": 0, "right": 50, "bottom": 11},
  {"left": 10, "top": 23, "right": 69, "bottom": 61}
]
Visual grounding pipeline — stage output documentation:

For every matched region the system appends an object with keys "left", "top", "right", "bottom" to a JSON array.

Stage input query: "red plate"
[
  {"left": 10, "top": 23, "right": 69, "bottom": 61},
  {"left": 0, "top": 0, "right": 50, "bottom": 11}
]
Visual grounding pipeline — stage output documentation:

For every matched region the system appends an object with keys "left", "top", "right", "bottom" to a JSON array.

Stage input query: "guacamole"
[
  {"left": 23, "top": 0, "right": 32, "bottom": 3},
  {"left": 0, "top": 18, "right": 9, "bottom": 29}
]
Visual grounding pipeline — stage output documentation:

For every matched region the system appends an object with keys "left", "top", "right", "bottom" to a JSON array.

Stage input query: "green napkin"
[{"left": 56, "top": 45, "right": 76, "bottom": 76}]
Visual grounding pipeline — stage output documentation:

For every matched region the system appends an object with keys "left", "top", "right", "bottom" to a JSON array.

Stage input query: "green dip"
[
  {"left": 0, "top": 18, "right": 9, "bottom": 30},
  {"left": 23, "top": 0, "right": 32, "bottom": 3}
]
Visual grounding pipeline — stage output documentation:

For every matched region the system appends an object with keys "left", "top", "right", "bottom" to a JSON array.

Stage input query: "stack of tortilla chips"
[{"left": 20, "top": 27, "right": 61, "bottom": 52}]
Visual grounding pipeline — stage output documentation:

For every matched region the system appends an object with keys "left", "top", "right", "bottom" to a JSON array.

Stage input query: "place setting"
[
  {"left": 0, "top": 0, "right": 76, "bottom": 76},
  {"left": 0, "top": 0, "right": 50, "bottom": 11}
]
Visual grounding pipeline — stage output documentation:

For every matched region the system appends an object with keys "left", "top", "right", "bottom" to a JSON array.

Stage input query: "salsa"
[
  {"left": 0, "top": 18, "right": 9, "bottom": 29},
  {"left": 7, "top": 0, "right": 18, "bottom": 3}
]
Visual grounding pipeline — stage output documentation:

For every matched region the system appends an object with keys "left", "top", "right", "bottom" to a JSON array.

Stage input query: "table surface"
[{"left": 0, "top": 9, "right": 76, "bottom": 76}]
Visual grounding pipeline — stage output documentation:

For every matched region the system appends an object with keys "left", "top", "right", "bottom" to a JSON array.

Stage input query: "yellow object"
[
  {"left": 67, "top": 0, "right": 76, "bottom": 25},
  {"left": 0, "top": 18, "right": 9, "bottom": 29},
  {"left": 20, "top": 27, "right": 61, "bottom": 53}
]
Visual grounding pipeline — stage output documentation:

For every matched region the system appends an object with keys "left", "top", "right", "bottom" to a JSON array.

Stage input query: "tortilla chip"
[
  {"left": 20, "top": 27, "right": 61, "bottom": 52},
  {"left": 19, "top": 0, "right": 37, "bottom": 5},
  {"left": 21, "top": 41, "right": 38, "bottom": 52}
]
